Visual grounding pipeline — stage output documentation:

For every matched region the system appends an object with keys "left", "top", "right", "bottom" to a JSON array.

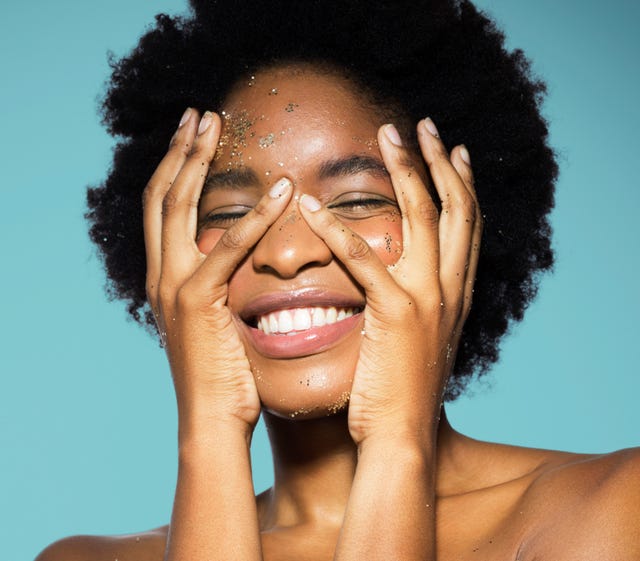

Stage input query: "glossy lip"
[{"left": 237, "top": 288, "right": 365, "bottom": 359}]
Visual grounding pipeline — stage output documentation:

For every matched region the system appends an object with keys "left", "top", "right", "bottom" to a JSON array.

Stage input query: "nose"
[{"left": 252, "top": 195, "right": 332, "bottom": 278}]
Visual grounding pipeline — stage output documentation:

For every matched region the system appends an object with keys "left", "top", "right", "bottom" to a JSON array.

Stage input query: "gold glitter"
[
  {"left": 258, "top": 133, "right": 275, "bottom": 148},
  {"left": 215, "top": 109, "right": 255, "bottom": 161},
  {"left": 326, "top": 391, "right": 351, "bottom": 415},
  {"left": 385, "top": 232, "right": 392, "bottom": 253}
]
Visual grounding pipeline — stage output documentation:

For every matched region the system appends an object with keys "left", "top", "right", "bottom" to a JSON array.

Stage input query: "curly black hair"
[{"left": 87, "top": 0, "right": 557, "bottom": 400}]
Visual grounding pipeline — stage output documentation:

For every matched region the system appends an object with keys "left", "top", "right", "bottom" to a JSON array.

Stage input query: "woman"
[{"left": 37, "top": 0, "right": 640, "bottom": 559}]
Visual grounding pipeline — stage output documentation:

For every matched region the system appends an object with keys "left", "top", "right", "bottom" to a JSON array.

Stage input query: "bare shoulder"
[
  {"left": 35, "top": 526, "right": 168, "bottom": 561},
  {"left": 520, "top": 447, "right": 640, "bottom": 560}
]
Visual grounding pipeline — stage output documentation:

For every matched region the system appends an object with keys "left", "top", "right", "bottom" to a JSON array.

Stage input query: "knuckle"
[
  {"left": 161, "top": 190, "right": 180, "bottom": 215},
  {"left": 142, "top": 179, "right": 166, "bottom": 210},
  {"left": 251, "top": 197, "right": 270, "bottom": 220},
  {"left": 417, "top": 200, "right": 440, "bottom": 227},
  {"left": 170, "top": 138, "right": 192, "bottom": 158},
  {"left": 219, "top": 226, "right": 247, "bottom": 251},
  {"left": 345, "top": 234, "right": 371, "bottom": 261},
  {"left": 458, "top": 195, "right": 477, "bottom": 223}
]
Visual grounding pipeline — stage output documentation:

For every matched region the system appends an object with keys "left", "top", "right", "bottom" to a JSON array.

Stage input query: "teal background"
[{"left": 1, "top": 1, "right": 638, "bottom": 559}]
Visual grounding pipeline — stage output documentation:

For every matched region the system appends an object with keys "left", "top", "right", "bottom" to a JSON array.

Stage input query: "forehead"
[
  {"left": 214, "top": 67, "right": 383, "bottom": 173},
  {"left": 223, "top": 67, "right": 373, "bottom": 122}
]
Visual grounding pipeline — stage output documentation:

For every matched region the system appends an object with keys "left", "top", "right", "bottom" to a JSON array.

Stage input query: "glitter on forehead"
[
  {"left": 351, "top": 135, "right": 379, "bottom": 150},
  {"left": 258, "top": 133, "right": 275, "bottom": 148},
  {"left": 215, "top": 109, "right": 256, "bottom": 162}
]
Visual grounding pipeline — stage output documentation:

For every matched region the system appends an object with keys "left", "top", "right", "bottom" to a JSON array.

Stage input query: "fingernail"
[
  {"left": 423, "top": 117, "right": 439, "bottom": 138},
  {"left": 384, "top": 124, "right": 403, "bottom": 146},
  {"left": 269, "top": 177, "right": 292, "bottom": 199},
  {"left": 197, "top": 111, "right": 213, "bottom": 135},
  {"left": 299, "top": 193, "right": 322, "bottom": 212},
  {"left": 459, "top": 145, "right": 471, "bottom": 165},
  {"left": 178, "top": 107, "right": 192, "bottom": 128}
]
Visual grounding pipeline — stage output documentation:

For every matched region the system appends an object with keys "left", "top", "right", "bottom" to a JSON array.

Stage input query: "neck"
[{"left": 260, "top": 407, "right": 464, "bottom": 530}]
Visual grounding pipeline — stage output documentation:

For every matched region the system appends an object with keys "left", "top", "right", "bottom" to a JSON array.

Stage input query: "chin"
[{"left": 248, "top": 349, "right": 357, "bottom": 420}]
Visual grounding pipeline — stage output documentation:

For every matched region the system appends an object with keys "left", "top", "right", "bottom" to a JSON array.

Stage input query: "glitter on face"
[
  {"left": 215, "top": 109, "right": 255, "bottom": 162},
  {"left": 268, "top": 87, "right": 278, "bottom": 96},
  {"left": 351, "top": 135, "right": 379, "bottom": 150},
  {"left": 326, "top": 391, "right": 351, "bottom": 415},
  {"left": 284, "top": 102, "right": 299, "bottom": 113},
  {"left": 385, "top": 232, "right": 392, "bottom": 253},
  {"left": 258, "top": 133, "right": 275, "bottom": 148}
]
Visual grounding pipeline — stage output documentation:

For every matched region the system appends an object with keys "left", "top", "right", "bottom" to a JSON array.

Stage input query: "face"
[{"left": 197, "top": 67, "right": 411, "bottom": 419}]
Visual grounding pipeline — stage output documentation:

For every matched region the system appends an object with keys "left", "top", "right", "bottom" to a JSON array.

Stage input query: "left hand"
[{"left": 297, "top": 118, "right": 482, "bottom": 447}]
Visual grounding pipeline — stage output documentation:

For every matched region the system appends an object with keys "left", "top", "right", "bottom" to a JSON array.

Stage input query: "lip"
[
  {"left": 239, "top": 288, "right": 364, "bottom": 320},
  {"left": 237, "top": 288, "right": 365, "bottom": 359}
]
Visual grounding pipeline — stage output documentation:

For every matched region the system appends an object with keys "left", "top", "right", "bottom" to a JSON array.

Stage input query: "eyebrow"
[
  {"left": 202, "top": 167, "right": 261, "bottom": 195},
  {"left": 202, "top": 154, "right": 389, "bottom": 195},
  {"left": 318, "top": 155, "right": 389, "bottom": 180}
]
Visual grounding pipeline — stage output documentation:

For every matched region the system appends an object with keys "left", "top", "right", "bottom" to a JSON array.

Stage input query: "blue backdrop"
[{"left": 1, "top": 1, "right": 638, "bottom": 560}]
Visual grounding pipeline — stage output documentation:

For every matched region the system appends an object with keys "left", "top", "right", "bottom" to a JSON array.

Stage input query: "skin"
[{"left": 36, "top": 68, "right": 640, "bottom": 561}]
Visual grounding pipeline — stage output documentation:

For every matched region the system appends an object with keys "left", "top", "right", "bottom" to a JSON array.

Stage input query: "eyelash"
[
  {"left": 200, "top": 197, "right": 396, "bottom": 230},
  {"left": 328, "top": 198, "right": 392, "bottom": 211},
  {"left": 202, "top": 210, "right": 251, "bottom": 227}
]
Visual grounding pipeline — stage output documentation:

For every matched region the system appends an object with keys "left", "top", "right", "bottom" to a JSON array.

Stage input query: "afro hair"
[{"left": 87, "top": 0, "right": 557, "bottom": 400}]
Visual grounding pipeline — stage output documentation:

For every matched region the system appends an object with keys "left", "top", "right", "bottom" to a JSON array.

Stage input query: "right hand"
[{"left": 143, "top": 108, "right": 293, "bottom": 431}]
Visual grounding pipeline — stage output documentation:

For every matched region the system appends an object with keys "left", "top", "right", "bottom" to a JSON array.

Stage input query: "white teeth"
[
  {"left": 269, "top": 314, "right": 278, "bottom": 334},
  {"left": 326, "top": 307, "right": 338, "bottom": 324},
  {"left": 279, "top": 310, "right": 293, "bottom": 333},
  {"left": 293, "top": 308, "right": 312, "bottom": 331},
  {"left": 255, "top": 306, "right": 356, "bottom": 335},
  {"left": 311, "top": 307, "right": 326, "bottom": 327}
]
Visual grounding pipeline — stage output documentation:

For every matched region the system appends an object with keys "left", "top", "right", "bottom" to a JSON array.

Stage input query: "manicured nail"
[
  {"left": 459, "top": 145, "right": 471, "bottom": 165},
  {"left": 178, "top": 107, "right": 192, "bottom": 128},
  {"left": 269, "top": 177, "right": 292, "bottom": 199},
  {"left": 423, "top": 117, "right": 439, "bottom": 138},
  {"left": 197, "top": 111, "right": 213, "bottom": 135},
  {"left": 299, "top": 193, "right": 322, "bottom": 212},
  {"left": 384, "top": 124, "right": 403, "bottom": 146}
]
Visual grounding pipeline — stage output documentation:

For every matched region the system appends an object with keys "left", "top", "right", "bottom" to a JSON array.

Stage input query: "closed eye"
[
  {"left": 199, "top": 206, "right": 252, "bottom": 229},
  {"left": 327, "top": 196, "right": 398, "bottom": 219}
]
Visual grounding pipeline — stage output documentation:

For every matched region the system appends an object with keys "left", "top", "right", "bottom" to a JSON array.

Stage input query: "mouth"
[
  {"left": 250, "top": 306, "right": 361, "bottom": 336},
  {"left": 238, "top": 290, "right": 365, "bottom": 359}
]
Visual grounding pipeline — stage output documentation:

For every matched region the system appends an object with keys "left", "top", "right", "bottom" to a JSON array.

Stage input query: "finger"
[
  {"left": 161, "top": 111, "right": 222, "bottom": 277},
  {"left": 418, "top": 119, "right": 476, "bottom": 307},
  {"left": 143, "top": 107, "right": 198, "bottom": 308},
  {"left": 297, "top": 194, "right": 402, "bottom": 308},
  {"left": 187, "top": 178, "right": 293, "bottom": 295},
  {"left": 450, "top": 145, "right": 483, "bottom": 319},
  {"left": 377, "top": 124, "right": 440, "bottom": 283}
]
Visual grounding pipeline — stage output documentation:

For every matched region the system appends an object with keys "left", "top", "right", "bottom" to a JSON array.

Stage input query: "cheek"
[
  {"left": 196, "top": 229, "right": 223, "bottom": 254},
  {"left": 352, "top": 215, "right": 403, "bottom": 266}
]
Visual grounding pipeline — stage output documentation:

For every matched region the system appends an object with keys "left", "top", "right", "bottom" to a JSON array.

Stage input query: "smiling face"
[{"left": 196, "top": 66, "right": 421, "bottom": 419}]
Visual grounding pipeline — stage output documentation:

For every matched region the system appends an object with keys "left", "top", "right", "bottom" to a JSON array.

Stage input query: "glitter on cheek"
[
  {"left": 385, "top": 233, "right": 392, "bottom": 253},
  {"left": 268, "top": 88, "right": 278, "bottom": 96}
]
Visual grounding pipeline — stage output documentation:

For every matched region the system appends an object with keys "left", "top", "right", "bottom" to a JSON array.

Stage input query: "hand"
[
  {"left": 143, "top": 108, "right": 293, "bottom": 431},
  {"left": 297, "top": 118, "right": 482, "bottom": 447}
]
